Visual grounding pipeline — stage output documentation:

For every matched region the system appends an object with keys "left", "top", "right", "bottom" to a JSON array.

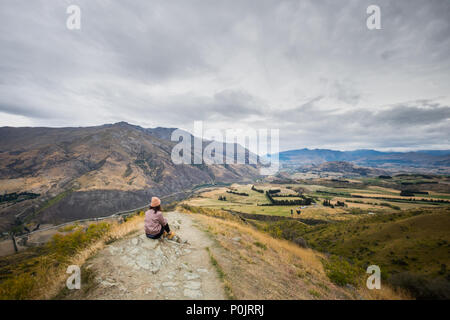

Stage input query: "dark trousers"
[{"left": 146, "top": 224, "right": 170, "bottom": 239}]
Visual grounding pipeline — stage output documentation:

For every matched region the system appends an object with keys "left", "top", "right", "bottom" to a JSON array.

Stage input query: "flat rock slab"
[
  {"left": 184, "top": 281, "right": 202, "bottom": 290},
  {"left": 184, "top": 288, "right": 203, "bottom": 299}
]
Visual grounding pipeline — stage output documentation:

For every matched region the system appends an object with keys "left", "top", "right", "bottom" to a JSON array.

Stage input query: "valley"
[
  {"left": 0, "top": 122, "right": 449, "bottom": 300},
  {"left": 180, "top": 174, "right": 450, "bottom": 299}
]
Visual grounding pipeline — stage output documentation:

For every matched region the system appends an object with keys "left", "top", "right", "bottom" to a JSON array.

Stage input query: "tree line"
[
  {"left": 0, "top": 192, "right": 40, "bottom": 204},
  {"left": 262, "top": 190, "right": 315, "bottom": 206},
  {"left": 226, "top": 190, "right": 249, "bottom": 196},
  {"left": 251, "top": 185, "right": 264, "bottom": 193},
  {"left": 322, "top": 199, "right": 346, "bottom": 208}
]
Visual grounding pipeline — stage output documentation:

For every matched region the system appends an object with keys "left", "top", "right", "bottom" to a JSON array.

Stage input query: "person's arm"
[{"left": 156, "top": 211, "right": 168, "bottom": 226}]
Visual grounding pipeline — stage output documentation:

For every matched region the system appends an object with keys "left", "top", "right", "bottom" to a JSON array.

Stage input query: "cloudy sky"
[{"left": 0, "top": 0, "right": 449, "bottom": 152}]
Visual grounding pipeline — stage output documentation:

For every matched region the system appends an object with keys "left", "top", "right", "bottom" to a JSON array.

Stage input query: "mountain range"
[
  {"left": 0, "top": 122, "right": 259, "bottom": 232},
  {"left": 276, "top": 148, "right": 450, "bottom": 173}
]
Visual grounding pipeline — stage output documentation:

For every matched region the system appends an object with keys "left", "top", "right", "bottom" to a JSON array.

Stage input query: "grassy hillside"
[
  {"left": 178, "top": 206, "right": 404, "bottom": 299},
  {"left": 253, "top": 207, "right": 450, "bottom": 299}
]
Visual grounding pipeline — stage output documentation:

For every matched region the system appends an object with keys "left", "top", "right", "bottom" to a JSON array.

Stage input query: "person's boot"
[{"left": 167, "top": 231, "right": 175, "bottom": 240}]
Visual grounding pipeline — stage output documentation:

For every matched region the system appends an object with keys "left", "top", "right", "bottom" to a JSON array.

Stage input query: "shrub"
[
  {"left": 47, "top": 222, "right": 110, "bottom": 261},
  {"left": 58, "top": 224, "right": 79, "bottom": 232},
  {"left": 269, "top": 226, "right": 283, "bottom": 239},
  {"left": 293, "top": 237, "right": 308, "bottom": 248},
  {"left": 308, "top": 289, "right": 321, "bottom": 298},
  {"left": 323, "top": 255, "right": 359, "bottom": 286},
  {"left": 0, "top": 272, "right": 36, "bottom": 300},
  {"left": 253, "top": 241, "right": 267, "bottom": 250},
  {"left": 261, "top": 220, "right": 307, "bottom": 240},
  {"left": 123, "top": 163, "right": 133, "bottom": 178},
  {"left": 388, "top": 272, "right": 450, "bottom": 300}
]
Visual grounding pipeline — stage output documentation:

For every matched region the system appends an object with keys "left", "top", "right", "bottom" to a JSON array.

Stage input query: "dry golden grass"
[
  {"left": 198, "top": 187, "right": 229, "bottom": 198},
  {"left": 367, "top": 186, "right": 401, "bottom": 194},
  {"left": 178, "top": 204, "right": 242, "bottom": 222},
  {"left": 358, "top": 285, "right": 411, "bottom": 300},
  {"left": 42, "top": 214, "right": 144, "bottom": 299},
  {"left": 184, "top": 208, "right": 408, "bottom": 300},
  {"left": 76, "top": 160, "right": 149, "bottom": 191},
  {"left": 205, "top": 216, "right": 325, "bottom": 275},
  {"left": 0, "top": 176, "right": 62, "bottom": 194},
  {"left": 190, "top": 212, "right": 349, "bottom": 299}
]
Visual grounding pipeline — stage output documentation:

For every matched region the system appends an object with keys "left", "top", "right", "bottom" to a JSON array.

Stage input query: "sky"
[{"left": 0, "top": 0, "right": 449, "bottom": 152}]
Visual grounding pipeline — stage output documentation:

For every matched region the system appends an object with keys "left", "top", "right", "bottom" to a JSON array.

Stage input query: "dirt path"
[{"left": 71, "top": 212, "right": 225, "bottom": 300}]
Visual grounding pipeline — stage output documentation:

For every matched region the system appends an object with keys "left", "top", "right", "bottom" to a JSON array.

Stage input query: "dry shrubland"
[{"left": 0, "top": 213, "right": 145, "bottom": 300}]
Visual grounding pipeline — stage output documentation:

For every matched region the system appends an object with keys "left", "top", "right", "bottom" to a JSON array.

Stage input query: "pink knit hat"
[{"left": 150, "top": 196, "right": 161, "bottom": 207}]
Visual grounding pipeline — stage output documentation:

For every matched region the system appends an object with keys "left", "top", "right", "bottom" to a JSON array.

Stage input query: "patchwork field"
[{"left": 184, "top": 175, "right": 450, "bottom": 224}]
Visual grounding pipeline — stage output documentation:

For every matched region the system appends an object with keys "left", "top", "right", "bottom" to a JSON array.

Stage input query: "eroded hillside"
[{"left": 0, "top": 122, "right": 260, "bottom": 231}]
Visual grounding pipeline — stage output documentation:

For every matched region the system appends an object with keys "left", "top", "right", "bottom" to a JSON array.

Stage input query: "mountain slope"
[
  {"left": 0, "top": 122, "right": 259, "bottom": 232},
  {"left": 292, "top": 161, "right": 388, "bottom": 177}
]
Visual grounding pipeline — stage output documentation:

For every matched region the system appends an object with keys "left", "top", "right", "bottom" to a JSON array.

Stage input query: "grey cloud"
[
  {"left": 0, "top": 103, "right": 49, "bottom": 119},
  {"left": 132, "top": 89, "right": 265, "bottom": 124},
  {"left": 275, "top": 99, "right": 450, "bottom": 151},
  {"left": 210, "top": 90, "right": 265, "bottom": 118},
  {"left": 287, "top": 99, "right": 450, "bottom": 128},
  {"left": 333, "top": 81, "right": 361, "bottom": 105},
  {"left": 0, "top": 0, "right": 449, "bottom": 151},
  {"left": 373, "top": 103, "right": 450, "bottom": 126}
]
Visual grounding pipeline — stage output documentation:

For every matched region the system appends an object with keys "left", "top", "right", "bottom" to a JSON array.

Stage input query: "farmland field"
[{"left": 184, "top": 175, "right": 450, "bottom": 224}]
